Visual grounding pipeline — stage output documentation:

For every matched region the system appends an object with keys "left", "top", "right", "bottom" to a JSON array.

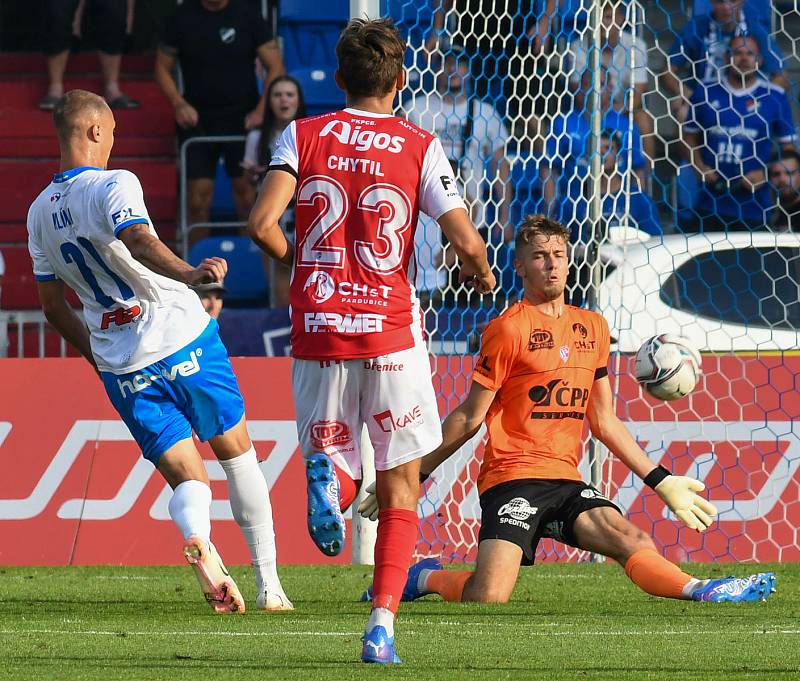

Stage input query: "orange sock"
[
  {"left": 624, "top": 548, "right": 694, "bottom": 600},
  {"left": 426, "top": 570, "right": 472, "bottom": 602}
]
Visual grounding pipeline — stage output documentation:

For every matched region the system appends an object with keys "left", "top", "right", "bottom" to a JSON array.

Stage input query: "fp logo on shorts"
[
  {"left": 497, "top": 497, "right": 538, "bottom": 520},
  {"left": 303, "top": 271, "right": 335, "bottom": 304}
]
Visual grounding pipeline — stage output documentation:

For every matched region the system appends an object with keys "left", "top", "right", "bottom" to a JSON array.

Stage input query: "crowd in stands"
[{"left": 31, "top": 0, "right": 800, "bottom": 315}]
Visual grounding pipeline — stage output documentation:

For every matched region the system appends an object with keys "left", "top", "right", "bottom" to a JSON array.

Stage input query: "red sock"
[
  {"left": 372, "top": 508, "right": 418, "bottom": 613},
  {"left": 333, "top": 464, "right": 356, "bottom": 512}
]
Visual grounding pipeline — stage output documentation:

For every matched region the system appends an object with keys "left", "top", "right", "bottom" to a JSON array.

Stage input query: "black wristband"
[
  {"left": 643, "top": 465, "right": 671, "bottom": 490},
  {"left": 419, "top": 471, "right": 430, "bottom": 484}
]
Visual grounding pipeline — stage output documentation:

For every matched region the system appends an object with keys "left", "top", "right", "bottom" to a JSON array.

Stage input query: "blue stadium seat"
[
  {"left": 279, "top": 0, "right": 347, "bottom": 23},
  {"left": 210, "top": 160, "right": 237, "bottom": 222},
  {"left": 188, "top": 236, "right": 269, "bottom": 305},
  {"left": 675, "top": 163, "right": 700, "bottom": 228},
  {"left": 279, "top": 1, "right": 347, "bottom": 69},
  {"left": 290, "top": 66, "right": 345, "bottom": 115}
]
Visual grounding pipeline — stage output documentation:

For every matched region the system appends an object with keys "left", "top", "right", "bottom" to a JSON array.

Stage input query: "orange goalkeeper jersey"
[{"left": 472, "top": 300, "right": 610, "bottom": 495}]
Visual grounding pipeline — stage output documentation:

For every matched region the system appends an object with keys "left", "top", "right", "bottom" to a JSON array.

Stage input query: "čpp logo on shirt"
[{"left": 219, "top": 27, "right": 236, "bottom": 44}]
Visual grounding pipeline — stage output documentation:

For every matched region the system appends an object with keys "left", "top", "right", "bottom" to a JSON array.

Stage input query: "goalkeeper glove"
[
  {"left": 357, "top": 482, "right": 379, "bottom": 522},
  {"left": 644, "top": 465, "right": 718, "bottom": 532},
  {"left": 356, "top": 473, "right": 430, "bottom": 522}
]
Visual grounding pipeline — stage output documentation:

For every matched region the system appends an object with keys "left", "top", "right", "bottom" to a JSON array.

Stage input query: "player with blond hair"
[
  {"left": 361, "top": 215, "right": 775, "bottom": 606},
  {"left": 27, "top": 90, "right": 291, "bottom": 615}
]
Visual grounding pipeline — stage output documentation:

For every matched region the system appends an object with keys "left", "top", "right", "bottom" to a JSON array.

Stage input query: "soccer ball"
[{"left": 634, "top": 334, "right": 702, "bottom": 401}]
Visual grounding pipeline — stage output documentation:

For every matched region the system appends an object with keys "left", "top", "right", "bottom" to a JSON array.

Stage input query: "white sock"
[
  {"left": 168, "top": 480, "right": 212, "bottom": 541},
  {"left": 366, "top": 607, "right": 395, "bottom": 637},
  {"left": 682, "top": 578, "right": 709, "bottom": 599},
  {"left": 418, "top": 568, "right": 435, "bottom": 594},
  {"left": 219, "top": 447, "right": 283, "bottom": 594}
]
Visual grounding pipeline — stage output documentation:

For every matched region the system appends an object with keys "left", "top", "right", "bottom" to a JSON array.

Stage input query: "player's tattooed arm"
[
  {"left": 421, "top": 381, "right": 496, "bottom": 477},
  {"left": 119, "top": 224, "right": 227, "bottom": 286},
  {"left": 37, "top": 280, "right": 97, "bottom": 371},
  {"left": 247, "top": 169, "right": 296, "bottom": 268}
]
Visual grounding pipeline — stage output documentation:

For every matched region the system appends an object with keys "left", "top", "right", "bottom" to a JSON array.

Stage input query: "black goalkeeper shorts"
[{"left": 478, "top": 479, "right": 622, "bottom": 565}]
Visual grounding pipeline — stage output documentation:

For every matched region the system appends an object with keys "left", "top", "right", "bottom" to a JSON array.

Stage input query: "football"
[{"left": 634, "top": 334, "right": 702, "bottom": 401}]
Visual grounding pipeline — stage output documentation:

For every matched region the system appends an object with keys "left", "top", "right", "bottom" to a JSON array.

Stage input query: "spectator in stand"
[
  {"left": 405, "top": 49, "right": 512, "bottom": 242},
  {"left": 769, "top": 151, "right": 800, "bottom": 232},
  {"left": 662, "top": 0, "right": 787, "bottom": 124},
  {"left": 38, "top": 0, "right": 139, "bottom": 110},
  {"left": 241, "top": 75, "right": 305, "bottom": 308},
  {"left": 572, "top": 129, "right": 663, "bottom": 238},
  {"left": 191, "top": 281, "right": 226, "bottom": 320},
  {"left": 155, "top": 0, "right": 285, "bottom": 246},
  {"left": 567, "top": 1, "right": 653, "bottom": 162},
  {"left": 425, "top": 1, "right": 558, "bottom": 144},
  {"left": 684, "top": 35, "right": 796, "bottom": 233},
  {"left": 539, "top": 65, "right": 648, "bottom": 229}
]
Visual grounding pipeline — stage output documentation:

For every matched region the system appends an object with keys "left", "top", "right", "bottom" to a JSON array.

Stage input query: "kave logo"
[
  {"left": 310, "top": 420, "right": 352, "bottom": 449},
  {"left": 118, "top": 349, "right": 202, "bottom": 398},
  {"left": 319, "top": 120, "right": 405, "bottom": 153},
  {"left": 373, "top": 405, "right": 423, "bottom": 433}
]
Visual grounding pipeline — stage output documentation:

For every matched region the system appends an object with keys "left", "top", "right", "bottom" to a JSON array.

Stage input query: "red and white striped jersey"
[{"left": 270, "top": 107, "right": 465, "bottom": 360}]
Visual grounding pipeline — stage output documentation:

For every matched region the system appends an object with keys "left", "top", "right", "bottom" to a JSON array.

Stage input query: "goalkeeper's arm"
[
  {"left": 358, "top": 381, "right": 495, "bottom": 520},
  {"left": 420, "top": 381, "right": 496, "bottom": 478},
  {"left": 586, "top": 376, "right": 717, "bottom": 532}
]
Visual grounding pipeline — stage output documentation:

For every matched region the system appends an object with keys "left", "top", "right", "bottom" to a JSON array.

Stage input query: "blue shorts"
[{"left": 101, "top": 318, "right": 246, "bottom": 465}]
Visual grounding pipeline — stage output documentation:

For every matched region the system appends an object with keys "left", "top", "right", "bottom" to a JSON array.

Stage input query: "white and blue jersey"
[
  {"left": 27, "top": 166, "right": 244, "bottom": 463},
  {"left": 686, "top": 78, "right": 796, "bottom": 223},
  {"left": 668, "top": 13, "right": 783, "bottom": 88},
  {"left": 26, "top": 166, "right": 209, "bottom": 373}
]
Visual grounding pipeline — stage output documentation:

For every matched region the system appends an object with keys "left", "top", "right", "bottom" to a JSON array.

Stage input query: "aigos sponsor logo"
[
  {"left": 497, "top": 497, "right": 538, "bottom": 530},
  {"left": 528, "top": 329, "right": 554, "bottom": 351},
  {"left": 101, "top": 304, "right": 142, "bottom": 330},
  {"left": 373, "top": 405, "right": 423, "bottom": 433},
  {"left": 117, "top": 349, "right": 202, "bottom": 398},
  {"left": 310, "top": 420, "right": 353, "bottom": 450},
  {"left": 304, "top": 271, "right": 336, "bottom": 304},
  {"left": 304, "top": 312, "right": 386, "bottom": 334},
  {"left": 528, "top": 379, "right": 588, "bottom": 420},
  {"left": 319, "top": 119, "right": 405, "bottom": 153},
  {"left": 572, "top": 322, "right": 596, "bottom": 352}
]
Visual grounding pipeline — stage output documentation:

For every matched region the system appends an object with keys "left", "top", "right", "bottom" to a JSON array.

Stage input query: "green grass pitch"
[{"left": 1, "top": 562, "right": 798, "bottom": 680}]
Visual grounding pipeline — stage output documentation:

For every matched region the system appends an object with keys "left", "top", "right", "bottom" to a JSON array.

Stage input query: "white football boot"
[{"left": 182, "top": 536, "right": 245, "bottom": 614}]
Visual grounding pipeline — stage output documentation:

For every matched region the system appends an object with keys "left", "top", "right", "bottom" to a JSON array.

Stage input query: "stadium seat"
[
  {"left": 187, "top": 236, "right": 269, "bottom": 306},
  {"left": 290, "top": 67, "right": 345, "bottom": 115},
  {"left": 279, "top": 0, "right": 347, "bottom": 23}
]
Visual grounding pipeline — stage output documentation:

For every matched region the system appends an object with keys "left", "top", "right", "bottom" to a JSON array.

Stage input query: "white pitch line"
[
  {"left": 1, "top": 628, "right": 798, "bottom": 638},
  {"left": 0, "top": 629, "right": 360, "bottom": 638}
]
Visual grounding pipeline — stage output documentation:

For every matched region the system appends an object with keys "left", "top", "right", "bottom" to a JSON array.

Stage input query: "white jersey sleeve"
[
  {"left": 418, "top": 137, "right": 466, "bottom": 221},
  {"left": 26, "top": 204, "right": 57, "bottom": 281},
  {"left": 269, "top": 120, "right": 299, "bottom": 175},
  {"left": 95, "top": 170, "right": 152, "bottom": 238}
]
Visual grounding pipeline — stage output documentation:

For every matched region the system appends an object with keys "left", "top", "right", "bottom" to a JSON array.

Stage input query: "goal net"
[{"left": 380, "top": 0, "right": 800, "bottom": 564}]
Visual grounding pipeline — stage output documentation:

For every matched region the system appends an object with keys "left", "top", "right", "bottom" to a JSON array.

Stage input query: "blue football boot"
[
  {"left": 691, "top": 572, "right": 776, "bottom": 602},
  {"left": 305, "top": 453, "right": 345, "bottom": 556},
  {"left": 361, "top": 626, "right": 401, "bottom": 664},
  {"left": 360, "top": 557, "right": 442, "bottom": 602}
]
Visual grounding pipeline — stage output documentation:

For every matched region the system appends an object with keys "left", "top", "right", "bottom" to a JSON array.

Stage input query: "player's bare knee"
[{"left": 464, "top": 581, "right": 512, "bottom": 604}]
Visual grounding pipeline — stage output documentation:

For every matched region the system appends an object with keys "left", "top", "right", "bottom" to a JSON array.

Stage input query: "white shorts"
[{"left": 292, "top": 342, "right": 443, "bottom": 478}]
